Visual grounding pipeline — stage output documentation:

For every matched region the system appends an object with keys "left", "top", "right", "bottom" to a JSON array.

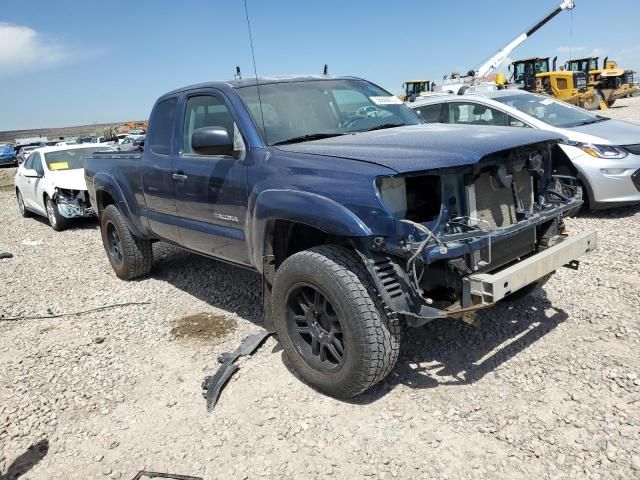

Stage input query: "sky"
[{"left": 1, "top": 0, "right": 640, "bottom": 131}]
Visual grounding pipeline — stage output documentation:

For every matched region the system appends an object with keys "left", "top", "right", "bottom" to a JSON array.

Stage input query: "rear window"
[
  {"left": 148, "top": 98, "right": 178, "bottom": 155},
  {"left": 44, "top": 147, "right": 108, "bottom": 171}
]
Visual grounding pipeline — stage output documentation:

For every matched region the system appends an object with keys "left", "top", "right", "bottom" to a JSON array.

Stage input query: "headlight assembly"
[{"left": 567, "top": 141, "right": 628, "bottom": 159}]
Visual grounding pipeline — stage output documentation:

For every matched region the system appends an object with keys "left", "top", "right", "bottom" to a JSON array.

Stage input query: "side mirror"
[
  {"left": 24, "top": 169, "right": 42, "bottom": 178},
  {"left": 191, "top": 127, "right": 233, "bottom": 156}
]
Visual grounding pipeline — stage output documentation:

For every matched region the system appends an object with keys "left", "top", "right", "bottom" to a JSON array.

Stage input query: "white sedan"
[{"left": 14, "top": 144, "right": 115, "bottom": 231}]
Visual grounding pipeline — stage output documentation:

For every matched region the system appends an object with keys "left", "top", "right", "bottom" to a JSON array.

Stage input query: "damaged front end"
[
  {"left": 359, "top": 141, "right": 597, "bottom": 326},
  {"left": 52, "top": 188, "right": 95, "bottom": 218}
]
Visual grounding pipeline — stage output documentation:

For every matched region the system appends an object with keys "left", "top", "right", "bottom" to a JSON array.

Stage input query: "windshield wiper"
[
  {"left": 360, "top": 123, "right": 404, "bottom": 132},
  {"left": 273, "top": 133, "right": 347, "bottom": 146},
  {"left": 576, "top": 117, "right": 610, "bottom": 126}
]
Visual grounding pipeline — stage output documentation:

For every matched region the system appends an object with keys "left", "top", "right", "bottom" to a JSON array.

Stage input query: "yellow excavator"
[
  {"left": 566, "top": 56, "right": 637, "bottom": 107},
  {"left": 400, "top": 80, "right": 432, "bottom": 101},
  {"left": 510, "top": 56, "right": 600, "bottom": 110}
]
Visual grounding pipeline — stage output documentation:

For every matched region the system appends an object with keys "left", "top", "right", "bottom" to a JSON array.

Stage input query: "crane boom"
[{"left": 473, "top": 0, "right": 575, "bottom": 78}]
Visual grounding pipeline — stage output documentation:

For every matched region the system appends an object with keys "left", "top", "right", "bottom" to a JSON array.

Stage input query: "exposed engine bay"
[
  {"left": 363, "top": 141, "right": 594, "bottom": 325},
  {"left": 52, "top": 188, "right": 95, "bottom": 218}
]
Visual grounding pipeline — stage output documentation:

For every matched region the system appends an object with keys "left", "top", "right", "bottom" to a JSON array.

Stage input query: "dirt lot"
[{"left": 2, "top": 99, "right": 640, "bottom": 480}]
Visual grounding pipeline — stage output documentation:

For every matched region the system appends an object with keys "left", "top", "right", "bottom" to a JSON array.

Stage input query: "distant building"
[{"left": 15, "top": 136, "right": 48, "bottom": 145}]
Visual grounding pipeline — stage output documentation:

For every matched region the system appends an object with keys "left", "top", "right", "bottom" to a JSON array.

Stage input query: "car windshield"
[
  {"left": 236, "top": 79, "right": 422, "bottom": 145},
  {"left": 493, "top": 93, "right": 608, "bottom": 128},
  {"left": 44, "top": 147, "right": 108, "bottom": 171}
]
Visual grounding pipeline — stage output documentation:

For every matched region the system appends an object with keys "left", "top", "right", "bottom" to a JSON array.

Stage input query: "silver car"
[{"left": 408, "top": 90, "right": 640, "bottom": 209}]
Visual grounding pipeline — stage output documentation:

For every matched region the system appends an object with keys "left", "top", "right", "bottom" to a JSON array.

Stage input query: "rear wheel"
[
  {"left": 272, "top": 245, "right": 400, "bottom": 398},
  {"left": 100, "top": 204, "right": 153, "bottom": 280},
  {"left": 45, "top": 196, "right": 68, "bottom": 231},
  {"left": 16, "top": 190, "right": 31, "bottom": 218}
]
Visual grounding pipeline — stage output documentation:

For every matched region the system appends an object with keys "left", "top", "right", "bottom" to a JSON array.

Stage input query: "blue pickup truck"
[{"left": 84, "top": 75, "right": 596, "bottom": 397}]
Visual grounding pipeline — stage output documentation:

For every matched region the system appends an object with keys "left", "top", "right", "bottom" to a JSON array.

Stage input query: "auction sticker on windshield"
[
  {"left": 370, "top": 96, "right": 402, "bottom": 105},
  {"left": 49, "top": 162, "right": 69, "bottom": 171}
]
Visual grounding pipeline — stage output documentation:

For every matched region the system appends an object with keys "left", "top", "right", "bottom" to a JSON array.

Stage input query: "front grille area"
[
  {"left": 470, "top": 170, "right": 534, "bottom": 228},
  {"left": 623, "top": 144, "right": 640, "bottom": 156}
]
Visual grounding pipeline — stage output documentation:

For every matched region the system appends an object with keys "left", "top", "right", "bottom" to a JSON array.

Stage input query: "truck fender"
[
  {"left": 92, "top": 173, "right": 145, "bottom": 238},
  {"left": 250, "top": 189, "right": 373, "bottom": 270}
]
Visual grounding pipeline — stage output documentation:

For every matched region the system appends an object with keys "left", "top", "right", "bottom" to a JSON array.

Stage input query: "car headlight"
[{"left": 567, "top": 141, "right": 628, "bottom": 159}]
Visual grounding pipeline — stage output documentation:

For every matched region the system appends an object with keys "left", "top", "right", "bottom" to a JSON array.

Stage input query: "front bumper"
[
  {"left": 463, "top": 231, "right": 597, "bottom": 305},
  {"left": 57, "top": 201, "right": 95, "bottom": 218},
  {"left": 561, "top": 145, "right": 640, "bottom": 206}
]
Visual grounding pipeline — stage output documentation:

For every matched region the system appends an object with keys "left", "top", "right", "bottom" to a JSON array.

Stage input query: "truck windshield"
[
  {"left": 44, "top": 147, "right": 109, "bottom": 171},
  {"left": 494, "top": 93, "right": 608, "bottom": 128},
  {"left": 236, "top": 79, "right": 422, "bottom": 145}
]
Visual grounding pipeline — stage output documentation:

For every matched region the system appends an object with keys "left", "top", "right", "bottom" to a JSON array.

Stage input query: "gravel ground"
[{"left": 2, "top": 98, "right": 640, "bottom": 480}]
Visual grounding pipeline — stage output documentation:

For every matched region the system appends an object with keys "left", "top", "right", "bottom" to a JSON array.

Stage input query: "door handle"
[{"left": 172, "top": 173, "right": 188, "bottom": 182}]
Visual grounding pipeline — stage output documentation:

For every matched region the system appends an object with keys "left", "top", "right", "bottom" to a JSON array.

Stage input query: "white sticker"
[
  {"left": 540, "top": 99, "right": 554, "bottom": 105},
  {"left": 369, "top": 96, "right": 402, "bottom": 105}
]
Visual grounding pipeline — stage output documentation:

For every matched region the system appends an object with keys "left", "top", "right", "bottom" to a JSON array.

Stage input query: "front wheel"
[
  {"left": 272, "top": 245, "right": 400, "bottom": 398},
  {"left": 583, "top": 92, "right": 600, "bottom": 111},
  {"left": 100, "top": 204, "right": 153, "bottom": 280},
  {"left": 45, "top": 196, "right": 68, "bottom": 231}
]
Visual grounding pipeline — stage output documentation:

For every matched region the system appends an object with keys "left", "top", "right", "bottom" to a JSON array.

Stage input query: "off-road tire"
[
  {"left": 272, "top": 245, "right": 401, "bottom": 398},
  {"left": 100, "top": 204, "right": 153, "bottom": 280},
  {"left": 504, "top": 273, "right": 553, "bottom": 302},
  {"left": 45, "top": 196, "right": 69, "bottom": 231},
  {"left": 583, "top": 92, "right": 600, "bottom": 111},
  {"left": 16, "top": 189, "right": 32, "bottom": 218}
]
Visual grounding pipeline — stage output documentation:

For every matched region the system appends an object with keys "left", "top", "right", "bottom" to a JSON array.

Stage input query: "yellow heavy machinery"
[
  {"left": 566, "top": 56, "right": 637, "bottom": 107},
  {"left": 400, "top": 80, "right": 432, "bottom": 101},
  {"left": 511, "top": 56, "right": 600, "bottom": 110}
]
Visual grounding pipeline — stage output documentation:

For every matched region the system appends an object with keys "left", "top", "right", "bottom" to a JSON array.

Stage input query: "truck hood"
[
  {"left": 566, "top": 118, "right": 640, "bottom": 146},
  {"left": 275, "top": 124, "right": 565, "bottom": 173},
  {"left": 47, "top": 168, "right": 87, "bottom": 190}
]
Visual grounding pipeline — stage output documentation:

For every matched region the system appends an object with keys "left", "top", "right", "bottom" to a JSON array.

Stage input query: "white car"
[
  {"left": 408, "top": 90, "right": 640, "bottom": 209},
  {"left": 14, "top": 144, "right": 115, "bottom": 230}
]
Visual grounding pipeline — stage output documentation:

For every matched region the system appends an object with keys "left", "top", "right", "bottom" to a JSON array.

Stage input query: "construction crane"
[{"left": 440, "top": 0, "right": 575, "bottom": 94}]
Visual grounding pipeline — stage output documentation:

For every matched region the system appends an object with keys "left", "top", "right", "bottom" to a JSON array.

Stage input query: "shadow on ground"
[
  {"left": 354, "top": 290, "right": 568, "bottom": 403},
  {"left": 150, "top": 243, "right": 263, "bottom": 324},
  {"left": 0, "top": 440, "right": 49, "bottom": 480},
  {"left": 579, "top": 203, "right": 640, "bottom": 219},
  {"left": 146, "top": 242, "right": 568, "bottom": 403}
]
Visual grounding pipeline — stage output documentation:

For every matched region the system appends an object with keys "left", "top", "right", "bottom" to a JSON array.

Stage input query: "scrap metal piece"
[
  {"left": 202, "top": 330, "right": 271, "bottom": 411},
  {"left": 131, "top": 472, "right": 202, "bottom": 480}
]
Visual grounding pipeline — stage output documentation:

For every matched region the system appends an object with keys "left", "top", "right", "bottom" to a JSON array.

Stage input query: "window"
[
  {"left": 24, "top": 153, "right": 35, "bottom": 170},
  {"left": 447, "top": 102, "right": 508, "bottom": 126},
  {"left": 413, "top": 103, "right": 444, "bottom": 123},
  {"left": 507, "top": 115, "right": 529, "bottom": 128},
  {"left": 236, "top": 79, "right": 421, "bottom": 146},
  {"left": 494, "top": 92, "right": 607, "bottom": 128},
  {"left": 148, "top": 98, "right": 178, "bottom": 155},
  {"left": 32, "top": 153, "right": 44, "bottom": 176},
  {"left": 182, "top": 95, "right": 236, "bottom": 155},
  {"left": 44, "top": 147, "right": 106, "bottom": 171}
]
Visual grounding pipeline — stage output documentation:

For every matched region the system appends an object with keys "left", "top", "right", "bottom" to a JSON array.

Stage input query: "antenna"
[
  {"left": 323, "top": 64, "right": 329, "bottom": 75},
  {"left": 243, "top": 0, "right": 266, "bottom": 142},
  {"left": 235, "top": 66, "right": 242, "bottom": 80}
]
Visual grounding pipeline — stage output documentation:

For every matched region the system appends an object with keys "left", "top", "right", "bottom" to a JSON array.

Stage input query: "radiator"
[{"left": 468, "top": 169, "right": 534, "bottom": 229}]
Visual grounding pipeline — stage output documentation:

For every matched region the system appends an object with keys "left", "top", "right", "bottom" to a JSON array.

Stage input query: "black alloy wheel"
[{"left": 285, "top": 284, "right": 345, "bottom": 373}]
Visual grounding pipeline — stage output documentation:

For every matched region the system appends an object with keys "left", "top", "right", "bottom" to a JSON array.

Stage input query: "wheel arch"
[
  {"left": 251, "top": 189, "right": 373, "bottom": 272},
  {"left": 92, "top": 173, "right": 146, "bottom": 238}
]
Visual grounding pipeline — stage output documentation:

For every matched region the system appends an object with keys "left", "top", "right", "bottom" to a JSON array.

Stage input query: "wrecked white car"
[{"left": 14, "top": 144, "right": 115, "bottom": 231}]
